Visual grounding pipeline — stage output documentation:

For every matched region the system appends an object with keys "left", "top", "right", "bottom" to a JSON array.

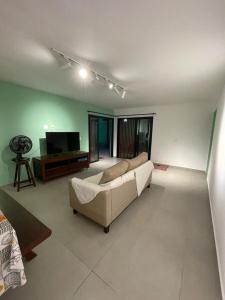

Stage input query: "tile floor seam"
[
  {"left": 72, "top": 270, "right": 92, "bottom": 297},
  {"left": 92, "top": 269, "right": 118, "bottom": 293},
  {"left": 178, "top": 245, "right": 187, "bottom": 300},
  {"left": 178, "top": 217, "right": 189, "bottom": 300},
  {"left": 47, "top": 231, "right": 95, "bottom": 276},
  {"left": 91, "top": 235, "right": 120, "bottom": 271},
  {"left": 92, "top": 227, "right": 151, "bottom": 293},
  {"left": 60, "top": 238, "right": 93, "bottom": 271},
  {"left": 61, "top": 232, "right": 119, "bottom": 272}
]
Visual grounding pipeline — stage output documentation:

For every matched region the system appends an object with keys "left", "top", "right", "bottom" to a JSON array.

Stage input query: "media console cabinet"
[{"left": 33, "top": 151, "right": 89, "bottom": 181}]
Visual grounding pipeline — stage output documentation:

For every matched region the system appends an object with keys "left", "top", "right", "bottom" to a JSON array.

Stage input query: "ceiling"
[{"left": 0, "top": 0, "right": 225, "bottom": 109}]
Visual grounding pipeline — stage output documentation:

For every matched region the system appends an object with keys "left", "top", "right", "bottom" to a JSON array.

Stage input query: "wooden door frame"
[
  {"left": 117, "top": 116, "right": 153, "bottom": 159},
  {"left": 88, "top": 114, "right": 114, "bottom": 163}
]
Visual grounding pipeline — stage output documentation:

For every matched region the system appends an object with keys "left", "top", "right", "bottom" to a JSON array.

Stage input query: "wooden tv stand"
[{"left": 33, "top": 151, "right": 89, "bottom": 182}]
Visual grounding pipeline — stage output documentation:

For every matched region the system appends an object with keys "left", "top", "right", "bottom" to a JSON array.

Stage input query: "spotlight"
[
  {"left": 114, "top": 85, "right": 120, "bottom": 96},
  {"left": 79, "top": 67, "right": 88, "bottom": 79},
  {"left": 124, "top": 118, "right": 128, "bottom": 122},
  {"left": 95, "top": 73, "right": 100, "bottom": 80},
  {"left": 122, "top": 90, "right": 126, "bottom": 99},
  {"left": 108, "top": 82, "right": 114, "bottom": 90}
]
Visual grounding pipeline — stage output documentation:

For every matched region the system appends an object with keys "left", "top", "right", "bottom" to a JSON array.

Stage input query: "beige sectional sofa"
[{"left": 69, "top": 153, "right": 154, "bottom": 233}]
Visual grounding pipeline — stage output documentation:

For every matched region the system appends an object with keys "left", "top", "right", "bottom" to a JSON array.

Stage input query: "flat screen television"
[{"left": 46, "top": 132, "right": 80, "bottom": 155}]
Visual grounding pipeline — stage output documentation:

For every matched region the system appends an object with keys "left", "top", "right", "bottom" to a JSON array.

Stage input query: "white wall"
[
  {"left": 207, "top": 88, "right": 225, "bottom": 299},
  {"left": 114, "top": 101, "right": 216, "bottom": 171}
]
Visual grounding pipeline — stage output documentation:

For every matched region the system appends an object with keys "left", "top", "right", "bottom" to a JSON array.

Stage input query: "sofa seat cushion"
[
  {"left": 99, "top": 160, "right": 129, "bottom": 184},
  {"left": 125, "top": 152, "right": 148, "bottom": 171}
]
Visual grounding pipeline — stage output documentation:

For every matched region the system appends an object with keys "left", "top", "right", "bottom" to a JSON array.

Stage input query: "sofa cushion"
[
  {"left": 125, "top": 152, "right": 148, "bottom": 171},
  {"left": 99, "top": 160, "right": 129, "bottom": 184}
]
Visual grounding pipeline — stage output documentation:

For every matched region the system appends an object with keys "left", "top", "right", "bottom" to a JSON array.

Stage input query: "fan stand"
[
  {"left": 16, "top": 153, "right": 23, "bottom": 161},
  {"left": 12, "top": 157, "right": 36, "bottom": 192}
]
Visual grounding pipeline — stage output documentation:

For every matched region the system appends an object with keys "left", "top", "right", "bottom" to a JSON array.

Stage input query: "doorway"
[
  {"left": 89, "top": 115, "right": 114, "bottom": 163},
  {"left": 117, "top": 117, "right": 153, "bottom": 159}
]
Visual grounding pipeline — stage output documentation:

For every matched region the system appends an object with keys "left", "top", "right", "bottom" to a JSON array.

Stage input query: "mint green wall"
[{"left": 0, "top": 81, "right": 112, "bottom": 186}]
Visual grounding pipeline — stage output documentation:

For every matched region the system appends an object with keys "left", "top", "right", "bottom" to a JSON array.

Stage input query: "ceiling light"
[
  {"left": 108, "top": 82, "right": 114, "bottom": 90},
  {"left": 122, "top": 90, "right": 126, "bottom": 99},
  {"left": 79, "top": 67, "right": 88, "bottom": 79}
]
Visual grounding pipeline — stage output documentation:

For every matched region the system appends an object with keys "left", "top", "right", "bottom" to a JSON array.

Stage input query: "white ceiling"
[{"left": 0, "top": 0, "right": 225, "bottom": 109}]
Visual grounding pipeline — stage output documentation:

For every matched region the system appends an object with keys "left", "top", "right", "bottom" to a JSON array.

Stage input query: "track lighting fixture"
[
  {"left": 51, "top": 48, "right": 126, "bottom": 99},
  {"left": 122, "top": 90, "right": 126, "bottom": 99},
  {"left": 114, "top": 86, "right": 121, "bottom": 96},
  {"left": 95, "top": 73, "right": 100, "bottom": 80}
]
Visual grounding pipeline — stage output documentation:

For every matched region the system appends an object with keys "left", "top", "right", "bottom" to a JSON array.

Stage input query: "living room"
[{"left": 0, "top": 1, "right": 225, "bottom": 300}]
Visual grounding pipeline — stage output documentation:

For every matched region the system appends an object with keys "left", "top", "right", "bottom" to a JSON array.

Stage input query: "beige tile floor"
[{"left": 1, "top": 159, "right": 222, "bottom": 300}]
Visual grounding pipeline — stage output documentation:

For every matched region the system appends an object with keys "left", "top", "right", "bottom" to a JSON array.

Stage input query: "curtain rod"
[
  {"left": 87, "top": 111, "right": 114, "bottom": 117},
  {"left": 116, "top": 113, "right": 156, "bottom": 117},
  {"left": 88, "top": 111, "right": 157, "bottom": 118}
]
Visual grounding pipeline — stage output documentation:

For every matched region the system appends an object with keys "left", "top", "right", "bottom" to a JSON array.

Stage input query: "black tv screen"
[{"left": 46, "top": 132, "right": 80, "bottom": 155}]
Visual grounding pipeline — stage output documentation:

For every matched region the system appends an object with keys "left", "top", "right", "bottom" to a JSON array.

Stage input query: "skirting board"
[{"left": 207, "top": 180, "right": 224, "bottom": 300}]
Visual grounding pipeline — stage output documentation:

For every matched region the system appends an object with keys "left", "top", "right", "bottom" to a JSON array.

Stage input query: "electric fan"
[{"left": 9, "top": 135, "right": 33, "bottom": 160}]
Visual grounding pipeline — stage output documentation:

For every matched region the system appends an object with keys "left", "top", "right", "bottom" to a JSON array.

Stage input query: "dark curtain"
[
  {"left": 117, "top": 118, "right": 136, "bottom": 158},
  {"left": 117, "top": 117, "right": 153, "bottom": 159}
]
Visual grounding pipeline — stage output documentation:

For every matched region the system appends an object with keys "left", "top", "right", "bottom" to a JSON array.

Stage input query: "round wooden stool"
[{"left": 12, "top": 158, "right": 36, "bottom": 192}]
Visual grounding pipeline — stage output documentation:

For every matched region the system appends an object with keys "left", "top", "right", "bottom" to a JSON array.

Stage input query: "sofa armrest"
[
  {"left": 69, "top": 180, "right": 112, "bottom": 227},
  {"left": 71, "top": 177, "right": 103, "bottom": 204}
]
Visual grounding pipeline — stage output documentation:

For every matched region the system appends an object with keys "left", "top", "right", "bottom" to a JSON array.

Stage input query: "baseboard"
[{"left": 207, "top": 180, "right": 224, "bottom": 300}]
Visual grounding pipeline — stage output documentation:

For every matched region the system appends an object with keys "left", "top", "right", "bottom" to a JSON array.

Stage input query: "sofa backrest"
[{"left": 124, "top": 152, "right": 148, "bottom": 171}]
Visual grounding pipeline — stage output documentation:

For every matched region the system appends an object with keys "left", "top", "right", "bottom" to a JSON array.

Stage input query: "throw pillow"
[
  {"left": 125, "top": 152, "right": 148, "bottom": 171},
  {"left": 99, "top": 160, "right": 129, "bottom": 184}
]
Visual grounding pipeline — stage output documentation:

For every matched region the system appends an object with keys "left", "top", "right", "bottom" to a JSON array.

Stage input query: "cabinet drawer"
[
  {"left": 46, "top": 165, "right": 70, "bottom": 178},
  {"left": 69, "top": 161, "right": 89, "bottom": 171}
]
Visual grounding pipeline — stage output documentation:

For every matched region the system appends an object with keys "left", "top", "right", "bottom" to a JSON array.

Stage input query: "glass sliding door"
[
  {"left": 136, "top": 118, "right": 153, "bottom": 159},
  {"left": 89, "top": 115, "right": 114, "bottom": 163},
  {"left": 89, "top": 115, "right": 99, "bottom": 162},
  {"left": 117, "top": 117, "right": 153, "bottom": 159}
]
